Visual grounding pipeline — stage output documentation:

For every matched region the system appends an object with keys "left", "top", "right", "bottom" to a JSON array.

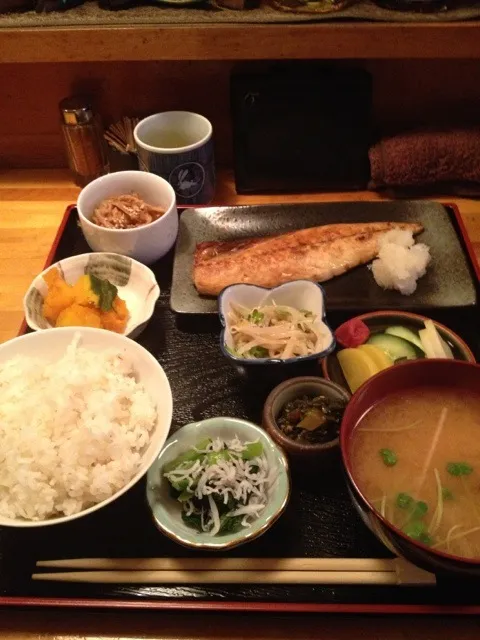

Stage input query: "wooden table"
[{"left": 1, "top": 168, "right": 480, "bottom": 639}]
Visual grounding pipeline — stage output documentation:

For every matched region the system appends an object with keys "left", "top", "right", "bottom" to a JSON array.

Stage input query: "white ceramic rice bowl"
[{"left": 0, "top": 327, "right": 173, "bottom": 528}]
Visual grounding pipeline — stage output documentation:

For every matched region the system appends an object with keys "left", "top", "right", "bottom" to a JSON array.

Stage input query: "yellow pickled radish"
[
  {"left": 357, "top": 344, "right": 394, "bottom": 370},
  {"left": 337, "top": 348, "right": 381, "bottom": 393}
]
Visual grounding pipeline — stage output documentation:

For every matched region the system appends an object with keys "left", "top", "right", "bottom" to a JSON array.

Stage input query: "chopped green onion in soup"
[{"left": 351, "top": 388, "right": 480, "bottom": 559}]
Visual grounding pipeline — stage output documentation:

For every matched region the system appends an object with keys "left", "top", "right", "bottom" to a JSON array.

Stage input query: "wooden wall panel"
[
  {"left": 1, "top": 59, "right": 480, "bottom": 170},
  {"left": 0, "top": 61, "right": 234, "bottom": 169},
  {"left": 366, "top": 59, "right": 480, "bottom": 131}
]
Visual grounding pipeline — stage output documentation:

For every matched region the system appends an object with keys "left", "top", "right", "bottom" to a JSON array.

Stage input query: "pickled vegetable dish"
[
  {"left": 335, "top": 318, "right": 455, "bottom": 393},
  {"left": 163, "top": 437, "right": 278, "bottom": 536},
  {"left": 277, "top": 395, "right": 346, "bottom": 445}
]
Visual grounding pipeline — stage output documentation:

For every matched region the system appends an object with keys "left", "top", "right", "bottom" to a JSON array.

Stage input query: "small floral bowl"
[
  {"left": 23, "top": 253, "right": 160, "bottom": 340},
  {"left": 218, "top": 280, "right": 335, "bottom": 366},
  {"left": 146, "top": 417, "right": 290, "bottom": 551}
]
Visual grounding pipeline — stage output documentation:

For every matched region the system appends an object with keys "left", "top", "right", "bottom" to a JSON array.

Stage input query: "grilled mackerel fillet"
[{"left": 193, "top": 222, "right": 424, "bottom": 296}]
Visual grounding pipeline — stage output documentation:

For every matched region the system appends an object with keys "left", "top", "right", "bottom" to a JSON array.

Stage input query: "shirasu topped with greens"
[{"left": 163, "top": 436, "right": 278, "bottom": 536}]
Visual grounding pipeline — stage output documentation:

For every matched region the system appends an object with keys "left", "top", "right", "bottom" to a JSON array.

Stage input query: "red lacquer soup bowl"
[{"left": 340, "top": 358, "right": 480, "bottom": 577}]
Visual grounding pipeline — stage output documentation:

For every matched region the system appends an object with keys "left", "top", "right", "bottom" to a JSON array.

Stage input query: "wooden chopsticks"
[{"left": 32, "top": 557, "right": 436, "bottom": 586}]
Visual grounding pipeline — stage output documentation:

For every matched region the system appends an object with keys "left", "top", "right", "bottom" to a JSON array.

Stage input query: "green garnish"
[
  {"left": 219, "top": 514, "right": 244, "bottom": 535},
  {"left": 242, "top": 441, "right": 263, "bottom": 460},
  {"left": 403, "top": 520, "right": 426, "bottom": 538},
  {"left": 379, "top": 448, "right": 397, "bottom": 467},
  {"left": 419, "top": 533, "right": 433, "bottom": 546},
  {"left": 248, "top": 309, "right": 264, "bottom": 325},
  {"left": 249, "top": 346, "right": 269, "bottom": 358},
  {"left": 206, "top": 450, "right": 232, "bottom": 465},
  {"left": 300, "top": 309, "right": 314, "bottom": 317},
  {"left": 396, "top": 493, "right": 414, "bottom": 509},
  {"left": 170, "top": 477, "right": 190, "bottom": 492},
  {"left": 403, "top": 520, "right": 433, "bottom": 546},
  {"left": 442, "top": 487, "right": 454, "bottom": 500},
  {"left": 225, "top": 345, "right": 238, "bottom": 357},
  {"left": 177, "top": 489, "right": 194, "bottom": 502},
  {"left": 411, "top": 500, "right": 428, "bottom": 519},
  {"left": 163, "top": 438, "right": 212, "bottom": 473},
  {"left": 181, "top": 511, "right": 203, "bottom": 532},
  {"left": 397, "top": 498, "right": 429, "bottom": 536},
  {"left": 89, "top": 274, "right": 118, "bottom": 312},
  {"left": 447, "top": 462, "right": 473, "bottom": 477}
]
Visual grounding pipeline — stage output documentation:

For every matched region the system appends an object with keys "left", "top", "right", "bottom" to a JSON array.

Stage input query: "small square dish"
[{"left": 171, "top": 201, "right": 478, "bottom": 315}]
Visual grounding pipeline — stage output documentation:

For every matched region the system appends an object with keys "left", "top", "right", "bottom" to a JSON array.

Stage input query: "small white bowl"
[
  {"left": 0, "top": 327, "right": 173, "bottom": 528},
  {"left": 77, "top": 170, "right": 178, "bottom": 265},
  {"left": 23, "top": 253, "right": 160, "bottom": 339},
  {"left": 219, "top": 280, "right": 336, "bottom": 365}
]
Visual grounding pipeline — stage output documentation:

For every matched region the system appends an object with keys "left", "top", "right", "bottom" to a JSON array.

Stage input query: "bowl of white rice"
[{"left": 0, "top": 327, "right": 172, "bottom": 527}]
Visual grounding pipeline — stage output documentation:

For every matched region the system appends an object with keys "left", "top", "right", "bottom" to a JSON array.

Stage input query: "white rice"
[
  {"left": 371, "top": 229, "right": 431, "bottom": 296},
  {"left": 0, "top": 335, "right": 157, "bottom": 521}
]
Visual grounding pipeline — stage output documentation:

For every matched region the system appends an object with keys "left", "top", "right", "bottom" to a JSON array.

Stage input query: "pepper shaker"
[{"left": 60, "top": 96, "right": 109, "bottom": 187}]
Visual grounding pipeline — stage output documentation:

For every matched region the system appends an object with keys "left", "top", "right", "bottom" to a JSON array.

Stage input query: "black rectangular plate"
[
  {"left": 170, "top": 201, "right": 478, "bottom": 315},
  {"left": 5, "top": 206, "right": 480, "bottom": 613}
]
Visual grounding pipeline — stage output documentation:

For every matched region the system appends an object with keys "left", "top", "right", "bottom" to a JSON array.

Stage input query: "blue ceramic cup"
[{"left": 134, "top": 111, "right": 215, "bottom": 206}]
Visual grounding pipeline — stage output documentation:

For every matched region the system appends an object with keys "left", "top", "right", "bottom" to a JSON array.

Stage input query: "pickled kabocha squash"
[{"left": 42, "top": 268, "right": 129, "bottom": 333}]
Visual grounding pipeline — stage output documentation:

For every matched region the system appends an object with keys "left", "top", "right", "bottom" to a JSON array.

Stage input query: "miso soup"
[{"left": 351, "top": 387, "right": 480, "bottom": 560}]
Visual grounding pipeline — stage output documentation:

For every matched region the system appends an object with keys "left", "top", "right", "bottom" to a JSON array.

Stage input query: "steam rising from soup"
[{"left": 351, "top": 387, "right": 480, "bottom": 560}]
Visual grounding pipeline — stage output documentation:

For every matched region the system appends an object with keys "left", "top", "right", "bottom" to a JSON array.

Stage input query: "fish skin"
[{"left": 193, "top": 222, "right": 424, "bottom": 296}]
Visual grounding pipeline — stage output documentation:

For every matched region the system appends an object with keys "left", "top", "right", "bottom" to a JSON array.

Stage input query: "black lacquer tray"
[{"left": 6, "top": 203, "right": 480, "bottom": 614}]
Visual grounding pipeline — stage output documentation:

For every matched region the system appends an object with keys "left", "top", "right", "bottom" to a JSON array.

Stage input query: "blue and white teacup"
[{"left": 134, "top": 111, "right": 215, "bottom": 206}]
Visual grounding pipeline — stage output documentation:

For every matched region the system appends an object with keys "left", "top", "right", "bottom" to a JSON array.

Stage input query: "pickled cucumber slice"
[
  {"left": 385, "top": 326, "right": 425, "bottom": 353},
  {"left": 367, "top": 333, "right": 419, "bottom": 362}
]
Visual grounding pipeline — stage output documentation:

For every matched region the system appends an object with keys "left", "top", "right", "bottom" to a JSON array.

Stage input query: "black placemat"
[{"left": 7, "top": 206, "right": 480, "bottom": 610}]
